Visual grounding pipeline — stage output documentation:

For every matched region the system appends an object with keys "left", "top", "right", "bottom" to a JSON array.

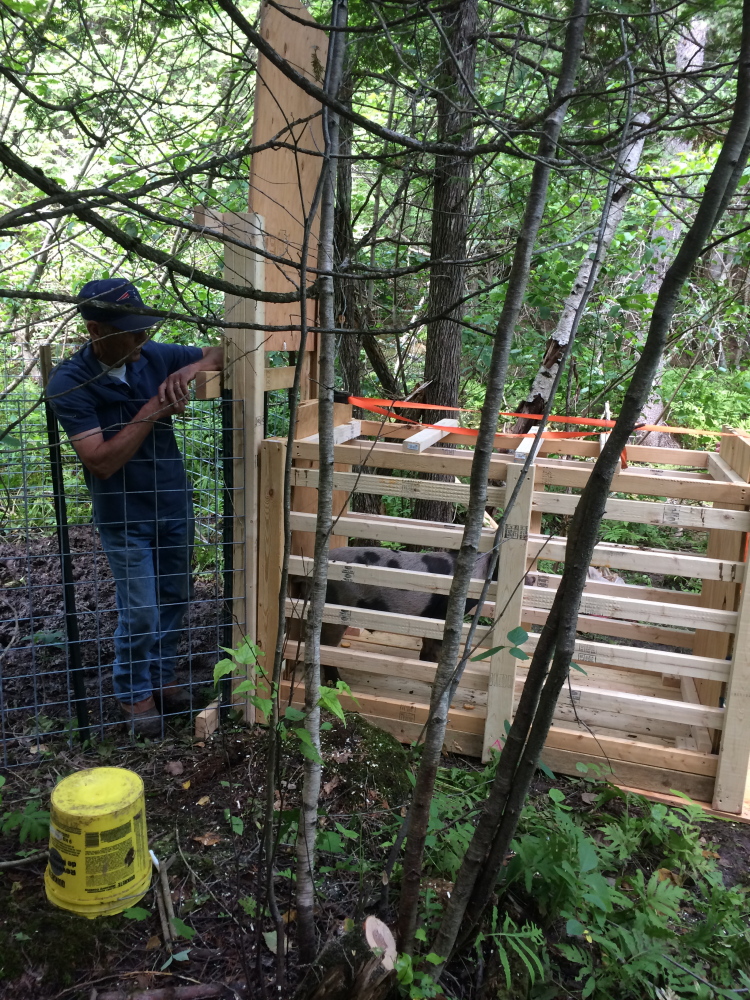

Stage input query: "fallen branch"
[{"left": 95, "top": 985, "right": 223, "bottom": 1000}]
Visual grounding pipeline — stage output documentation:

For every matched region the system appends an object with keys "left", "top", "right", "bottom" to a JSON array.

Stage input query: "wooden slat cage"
[{"left": 255, "top": 403, "right": 750, "bottom": 819}]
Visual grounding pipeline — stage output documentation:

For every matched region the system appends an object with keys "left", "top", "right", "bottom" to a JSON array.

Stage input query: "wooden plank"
[
  {"left": 293, "top": 439, "right": 749, "bottom": 504},
  {"left": 321, "top": 646, "right": 724, "bottom": 731},
  {"left": 403, "top": 418, "right": 459, "bottom": 452},
  {"left": 248, "top": 0, "right": 326, "bottom": 353},
  {"left": 540, "top": 747, "right": 716, "bottom": 801},
  {"left": 265, "top": 365, "right": 296, "bottom": 391},
  {"left": 523, "top": 631, "right": 728, "bottom": 683},
  {"left": 529, "top": 535, "right": 743, "bottom": 583},
  {"left": 293, "top": 466, "right": 506, "bottom": 507},
  {"left": 296, "top": 556, "right": 699, "bottom": 624},
  {"left": 715, "top": 531, "right": 750, "bottom": 812},
  {"left": 694, "top": 430, "right": 750, "bottom": 718},
  {"left": 194, "top": 699, "right": 220, "bottom": 740},
  {"left": 193, "top": 205, "right": 223, "bottom": 235},
  {"left": 292, "top": 473, "right": 743, "bottom": 581},
  {"left": 299, "top": 420, "right": 362, "bottom": 445},
  {"left": 279, "top": 678, "right": 486, "bottom": 735},
  {"left": 257, "top": 440, "right": 286, "bottom": 724},
  {"left": 223, "top": 213, "right": 265, "bottom": 720},
  {"left": 361, "top": 713, "right": 484, "bottom": 758},
  {"left": 559, "top": 683, "right": 724, "bottom": 730},
  {"left": 545, "top": 725, "right": 717, "bottom": 776},
  {"left": 282, "top": 643, "right": 717, "bottom": 775},
  {"left": 291, "top": 401, "right": 351, "bottom": 556},
  {"left": 530, "top": 570, "right": 702, "bottom": 607},
  {"left": 194, "top": 370, "right": 221, "bottom": 399},
  {"left": 284, "top": 639, "right": 488, "bottom": 690},
  {"left": 523, "top": 584, "right": 735, "bottom": 632},
  {"left": 680, "top": 676, "right": 714, "bottom": 754},
  {"left": 534, "top": 491, "right": 750, "bottom": 532},
  {"left": 513, "top": 434, "right": 539, "bottom": 462},
  {"left": 707, "top": 452, "right": 746, "bottom": 483},
  {"left": 284, "top": 599, "right": 730, "bottom": 683},
  {"left": 484, "top": 463, "right": 533, "bottom": 760},
  {"left": 522, "top": 607, "right": 694, "bottom": 649}
]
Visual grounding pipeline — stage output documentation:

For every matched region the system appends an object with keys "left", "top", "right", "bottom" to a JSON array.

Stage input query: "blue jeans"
[{"left": 97, "top": 516, "right": 194, "bottom": 703}]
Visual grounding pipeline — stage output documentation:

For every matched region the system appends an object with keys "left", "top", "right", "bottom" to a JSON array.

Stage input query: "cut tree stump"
[{"left": 294, "top": 916, "right": 398, "bottom": 1000}]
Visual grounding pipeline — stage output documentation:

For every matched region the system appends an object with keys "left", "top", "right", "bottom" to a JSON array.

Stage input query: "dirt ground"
[
  {"left": 0, "top": 526, "right": 222, "bottom": 745},
  {"left": 0, "top": 715, "right": 749, "bottom": 1000},
  {"left": 0, "top": 714, "right": 417, "bottom": 1000}
]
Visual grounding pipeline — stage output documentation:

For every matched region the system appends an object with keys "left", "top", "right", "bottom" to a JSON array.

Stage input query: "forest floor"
[
  {"left": 1, "top": 716, "right": 749, "bottom": 1000},
  {"left": 0, "top": 526, "right": 221, "bottom": 742}
]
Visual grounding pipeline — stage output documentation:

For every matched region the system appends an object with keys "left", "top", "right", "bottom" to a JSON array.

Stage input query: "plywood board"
[{"left": 249, "top": 0, "right": 327, "bottom": 353}]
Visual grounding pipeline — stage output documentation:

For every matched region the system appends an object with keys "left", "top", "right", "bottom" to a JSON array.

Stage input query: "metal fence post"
[{"left": 39, "top": 345, "right": 90, "bottom": 742}]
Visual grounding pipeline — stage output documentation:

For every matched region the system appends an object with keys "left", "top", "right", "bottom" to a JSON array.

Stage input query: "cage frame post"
[
  {"left": 482, "top": 461, "right": 534, "bottom": 761},
  {"left": 692, "top": 429, "right": 750, "bottom": 748},
  {"left": 256, "top": 438, "right": 286, "bottom": 722},
  {"left": 223, "top": 211, "right": 266, "bottom": 722}
]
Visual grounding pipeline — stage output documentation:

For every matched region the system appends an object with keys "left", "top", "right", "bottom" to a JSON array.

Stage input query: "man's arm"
[
  {"left": 71, "top": 394, "right": 186, "bottom": 480},
  {"left": 159, "top": 344, "right": 224, "bottom": 406}
]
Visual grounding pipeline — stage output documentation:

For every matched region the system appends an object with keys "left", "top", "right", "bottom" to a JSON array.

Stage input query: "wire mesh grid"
[{"left": 0, "top": 347, "right": 248, "bottom": 764}]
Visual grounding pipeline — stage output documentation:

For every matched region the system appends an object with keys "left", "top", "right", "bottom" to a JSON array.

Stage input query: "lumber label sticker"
[
  {"left": 662, "top": 505, "right": 683, "bottom": 524},
  {"left": 576, "top": 645, "right": 597, "bottom": 663}
]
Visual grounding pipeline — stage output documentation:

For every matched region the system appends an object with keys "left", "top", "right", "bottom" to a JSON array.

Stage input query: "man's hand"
[
  {"left": 158, "top": 345, "right": 223, "bottom": 408},
  {"left": 159, "top": 366, "right": 194, "bottom": 407}
]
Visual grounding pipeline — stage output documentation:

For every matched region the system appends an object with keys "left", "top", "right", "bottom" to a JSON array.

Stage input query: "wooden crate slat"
[
  {"left": 523, "top": 584, "right": 735, "bottom": 632},
  {"left": 284, "top": 600, "right": 730, "bottom": 682},
  {"left": 293, "top": 440, "right": 750, "bottom": 505}
]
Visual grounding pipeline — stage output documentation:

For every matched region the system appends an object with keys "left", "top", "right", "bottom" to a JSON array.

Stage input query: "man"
[{"left": 48, "top": 278, "right": 223, "bottom": 737}]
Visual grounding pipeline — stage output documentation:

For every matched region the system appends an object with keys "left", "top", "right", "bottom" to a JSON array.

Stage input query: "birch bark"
[{"left": 512, "top": 113, "right": 649, "bottom": 433}]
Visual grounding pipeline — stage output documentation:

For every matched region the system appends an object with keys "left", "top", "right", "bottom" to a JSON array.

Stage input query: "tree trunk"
[
  {"left": 639, "top": 18, "right": 708, "bottom": 445},
  {"left": 413, "top": 0, "right": 478, "bottom": 525},
  {"left": 512, "top": 114, "right": 649, "bottom": 433},
  {"left": 335, "top": 74, "right": 362, "bottom": 400},
  {"left": 395, "top": 0, "right": 591, "bottom": 955},
  {"left": 431, "top": 2, "right": 750, "bottom": 968},
  {"left": 295, "top": 0, "right": 347, "bottom": 965}
]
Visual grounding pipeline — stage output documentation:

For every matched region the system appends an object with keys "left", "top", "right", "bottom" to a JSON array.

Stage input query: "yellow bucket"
[{"left": 45, "top": 767, "right": 151, "bottom": 919}]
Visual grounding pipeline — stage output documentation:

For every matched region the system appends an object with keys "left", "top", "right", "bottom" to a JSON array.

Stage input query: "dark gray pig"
[{"left": 316, "top": 546, "right": 495, "bottom": 674}]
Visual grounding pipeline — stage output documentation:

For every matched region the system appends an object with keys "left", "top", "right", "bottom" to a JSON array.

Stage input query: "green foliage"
[
  {"left": 660, "top": 367, "right": 750, "bottom": 446},
  {"left": 503, "top": 783, "right": 750, "bottom": 998},
  {"left": 476, "top": 910, "right": 547, "bottom": 993},
  {"left": 0, "top": 777, "right": 50, "bottom": 844}
]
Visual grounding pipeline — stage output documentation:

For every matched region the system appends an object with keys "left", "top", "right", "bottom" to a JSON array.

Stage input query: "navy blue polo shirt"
[{"left": 47, "top": 341, "right": 204, "bottom": 528}]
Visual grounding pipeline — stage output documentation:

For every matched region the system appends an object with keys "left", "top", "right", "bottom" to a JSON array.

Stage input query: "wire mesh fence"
[{"left": 0, "top": 345, "right": 259, "bottom": 764}]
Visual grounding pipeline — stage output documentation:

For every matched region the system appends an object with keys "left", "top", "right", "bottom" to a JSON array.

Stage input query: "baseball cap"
[{"left": 77, "top": 279, "right": 159, "bottom": 332}]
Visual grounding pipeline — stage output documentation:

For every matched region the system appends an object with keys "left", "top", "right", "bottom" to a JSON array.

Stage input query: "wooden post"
[
  {"left": 483, "top": 462, "right": 534, "bottom": 760},
  {"left": 223, "top": 211, "right": 266, "bottom": 721},
  {"left": 291, "top": 400, "right": 353, "bottom": 558},
  {"left": 256, "top": 439, "right": 287, "bottom": 722},
  {"left": 248, "top": 0, "right": 327, "bottom": 398},
  {"left": 693, "top": 429, "right": 750, "bottom": 743},
  {"left": 714, "top": 556, "right": 750, "bottom": 813}
]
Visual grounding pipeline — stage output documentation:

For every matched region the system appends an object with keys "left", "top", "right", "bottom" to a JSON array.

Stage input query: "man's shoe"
[
  {"left": 121, "top": 696, "right": 163, "bottom": 738},
  {"left": 155, "top": 685, "right": 194, "bottom": 715}
]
